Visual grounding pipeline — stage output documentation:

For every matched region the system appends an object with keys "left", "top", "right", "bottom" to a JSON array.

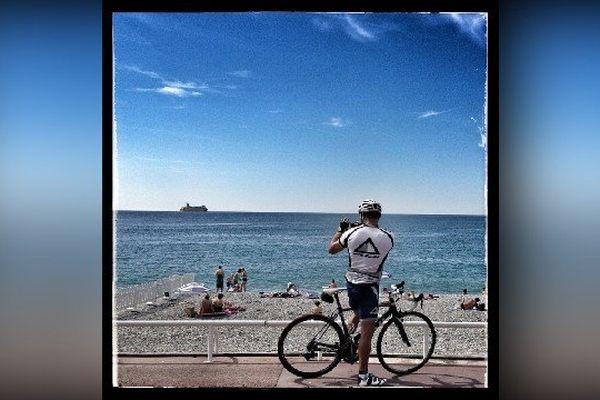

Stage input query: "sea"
[{"left": 115, "top": 211, "right": 487, "bottom": 295}]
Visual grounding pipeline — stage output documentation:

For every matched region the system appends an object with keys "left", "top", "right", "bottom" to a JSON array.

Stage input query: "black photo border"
[{"left": 103, "top": 1, "right": 498, "bottom": 398}]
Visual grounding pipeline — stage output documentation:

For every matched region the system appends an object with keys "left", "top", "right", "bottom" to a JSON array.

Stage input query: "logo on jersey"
[{"left": 353, "top": 238, "right": 380, "bottom": 258}]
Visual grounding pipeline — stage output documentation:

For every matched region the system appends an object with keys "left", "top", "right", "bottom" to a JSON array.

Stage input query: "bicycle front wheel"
[
  {"left": 376, "top": 311, "right": 436, "bottom": 376},
  {"left": 277, "top": 314, "right": 344, "bottom": 378}
]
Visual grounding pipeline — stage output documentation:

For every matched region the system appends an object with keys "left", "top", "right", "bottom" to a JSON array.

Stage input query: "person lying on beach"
[
  {"left": 460, "top": 297, "right": 486, "bottom": 311},
  {"left": 260, "top": 291, "right": 300, "bottom": 299},
  {"left": 397, "top": 291, "right": 438, "bottom": 310},
  {"left": 328, "top": 279, "right": 338, "bottom": 288},
  {"left": 287, "top": 282, "right": 300, "bottom": 297},
  {"left": 221, "top": 296, "right": 245, "bottom": 313}
]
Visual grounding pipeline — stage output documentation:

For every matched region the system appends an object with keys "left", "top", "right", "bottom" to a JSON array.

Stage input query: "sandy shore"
[{"left": 116, "top": 289, "right": 488, "bottom": 358}]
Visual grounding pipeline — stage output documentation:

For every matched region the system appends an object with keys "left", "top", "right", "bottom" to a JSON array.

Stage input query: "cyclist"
[{"left": 327, "top": 199, "right": 394, "bottom": 386}]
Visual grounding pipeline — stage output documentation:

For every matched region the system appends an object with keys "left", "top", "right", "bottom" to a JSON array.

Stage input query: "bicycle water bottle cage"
[{"left": 320, "top": 292, "right": 334, "bottom": 303}]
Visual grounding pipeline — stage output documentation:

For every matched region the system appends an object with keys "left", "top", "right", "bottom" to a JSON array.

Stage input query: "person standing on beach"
[
  {"left": 233, "top": 268, "right": 242, "bottom": 292},
  {"left": 241, "top": 268, "right": 248, "bottom": 292},
  {"left": 327, "top": 199, "right": 394, "bottom": 387},
  {"left": 226, "top": 273, "right": 234, "bottom": 291},
  {"left": 215, "top": 266, "right": 225, "bottom": 293}
]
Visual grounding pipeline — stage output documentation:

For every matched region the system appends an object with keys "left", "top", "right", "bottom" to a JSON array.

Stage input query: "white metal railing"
[
  {"left": 115, "top": 319, "right": 487, "bottom": 362},
  {"left": 114, "top": 273, "right": 196, "bottom": 311}
]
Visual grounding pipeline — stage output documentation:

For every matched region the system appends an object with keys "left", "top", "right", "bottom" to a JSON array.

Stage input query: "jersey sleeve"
[
  {"left": 383, "top": 229, "right": 395, "bottom": 247},
  {"left": 339, "top": 226, "right": 360, "bottom": 248}
]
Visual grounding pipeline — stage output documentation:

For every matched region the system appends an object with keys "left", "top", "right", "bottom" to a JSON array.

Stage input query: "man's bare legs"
[{"left": 358, "top": 319, "right": 376, "bottom": 373}]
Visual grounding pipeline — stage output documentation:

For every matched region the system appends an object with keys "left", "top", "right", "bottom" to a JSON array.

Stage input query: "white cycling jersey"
[{"left": 339, "top": 224, "right": 394, "bottom": 285}]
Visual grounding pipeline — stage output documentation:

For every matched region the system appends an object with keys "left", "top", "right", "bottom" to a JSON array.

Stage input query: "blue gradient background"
[
  {"left": 0, "top": 2, "right": 101, "bottom": 400},
  {"left": 2, "top": 1, "right": 600, "bottom": 400},
  {"left": 501, "top": 3, "right": 600, "bottom": 399}
]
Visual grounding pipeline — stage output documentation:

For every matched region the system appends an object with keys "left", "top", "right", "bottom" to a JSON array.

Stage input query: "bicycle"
[{"left": 277, "top": 281, "right": 436, "bottom": 378}]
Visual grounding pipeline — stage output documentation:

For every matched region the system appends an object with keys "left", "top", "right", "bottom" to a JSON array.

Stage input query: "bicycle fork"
[{"left": 393, "top": 318, "right": 412, "bottom": 347}]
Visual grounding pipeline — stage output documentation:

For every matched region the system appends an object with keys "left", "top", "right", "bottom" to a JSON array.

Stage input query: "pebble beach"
[{"left": 116, "top": 289, "right": 488, "bottom": 358}]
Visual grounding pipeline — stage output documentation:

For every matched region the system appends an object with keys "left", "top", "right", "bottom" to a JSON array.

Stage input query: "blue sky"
[{"left": 113, "top": 12, "right": 487, "bottom": 214}]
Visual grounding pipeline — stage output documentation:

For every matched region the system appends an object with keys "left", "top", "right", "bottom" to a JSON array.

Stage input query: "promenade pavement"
[{"left": 117, "top": 355, "right": 486, "bottom": 388}]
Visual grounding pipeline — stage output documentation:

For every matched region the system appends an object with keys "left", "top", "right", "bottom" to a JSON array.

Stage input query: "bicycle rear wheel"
[
  {"left": 376, "top": 311, "right": 436, "bottom": 376},
  {"left": 277, "top": 314, "right": 344, "bottom": 378}
]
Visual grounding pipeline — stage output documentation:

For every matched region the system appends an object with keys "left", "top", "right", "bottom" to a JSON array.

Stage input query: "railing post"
[
  {"left": 423, "top": 328, "right": 429, "bottom": 359},
  {"left": 205, "top": 327, "right": 214, "bottom": 363},
  {"left": 213, "top": 329, "right": 218, "bottom": 354}
]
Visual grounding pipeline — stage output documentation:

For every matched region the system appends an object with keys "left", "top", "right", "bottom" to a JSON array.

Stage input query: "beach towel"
[{"left": 199, "top": 312, "right": 227, "bottom": 318}]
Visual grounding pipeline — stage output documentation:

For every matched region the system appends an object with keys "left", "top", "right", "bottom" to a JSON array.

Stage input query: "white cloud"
[
  {"left": 122, "top": 65, "right": 207, "bottom": 96},
  {"left": 228, "top": 70, "right": 251, "bottom": 78},
  {"left": 163, "top": 80, "right": 207, "bottom": 90},
  {"left": 135, "top": 86, "right": 202, "bottom": 97},
  {"left": 158, "top": 87, "right": 188, "bottom": 96},
  {"left": 122, "top": 65, "right": 163, "bottom": 80},
  {"left": 312, "top": 14, "right": 376, "bottom": 42},
  {"left": 343, "top": 14, "right": 375, "bottom": 41},
  {"left": 417, "top": 110, "right": 450, "bottom": 119},
  {"left": 446, "top": 13, "right": 486, "bottom": 45},
  {"left": 324, "top": 117, "right": 346, "bottom": 128}
]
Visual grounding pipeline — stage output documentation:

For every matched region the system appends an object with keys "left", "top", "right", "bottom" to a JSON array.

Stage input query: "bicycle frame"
[{"left": 326, "top": 288, "right": 405, "bottom": 338}]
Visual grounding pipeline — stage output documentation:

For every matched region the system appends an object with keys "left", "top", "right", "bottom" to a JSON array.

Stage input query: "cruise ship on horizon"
[{"left": 179, "top": 203, "right": 208, "bottom": 212}]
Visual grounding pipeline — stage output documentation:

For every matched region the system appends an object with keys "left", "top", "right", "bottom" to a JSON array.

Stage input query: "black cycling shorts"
[{"left": 347, "top": 281, "right": 379, "bottom": 320}]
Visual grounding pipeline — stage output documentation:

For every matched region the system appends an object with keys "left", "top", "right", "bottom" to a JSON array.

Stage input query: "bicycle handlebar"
[{"left": 390, "top": 281, "right": 405, "bottom": 292}]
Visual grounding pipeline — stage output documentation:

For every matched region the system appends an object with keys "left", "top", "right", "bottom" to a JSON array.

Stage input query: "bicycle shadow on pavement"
[
  {"left": 278, "top": 363, "right": 486, "bottom": 388},
  {"left": 385, "top": 372, "right": 484, "bottom": 388}
]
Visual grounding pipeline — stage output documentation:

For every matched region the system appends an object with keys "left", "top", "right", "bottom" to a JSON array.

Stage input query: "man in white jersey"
[{"left": 328, "top": 199, "right": 394, "bottom": 386}]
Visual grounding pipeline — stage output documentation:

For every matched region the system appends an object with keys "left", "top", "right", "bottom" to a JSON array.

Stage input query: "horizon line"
[{"left": 114, "top": 209, "right": 486, "bottom": 217}]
